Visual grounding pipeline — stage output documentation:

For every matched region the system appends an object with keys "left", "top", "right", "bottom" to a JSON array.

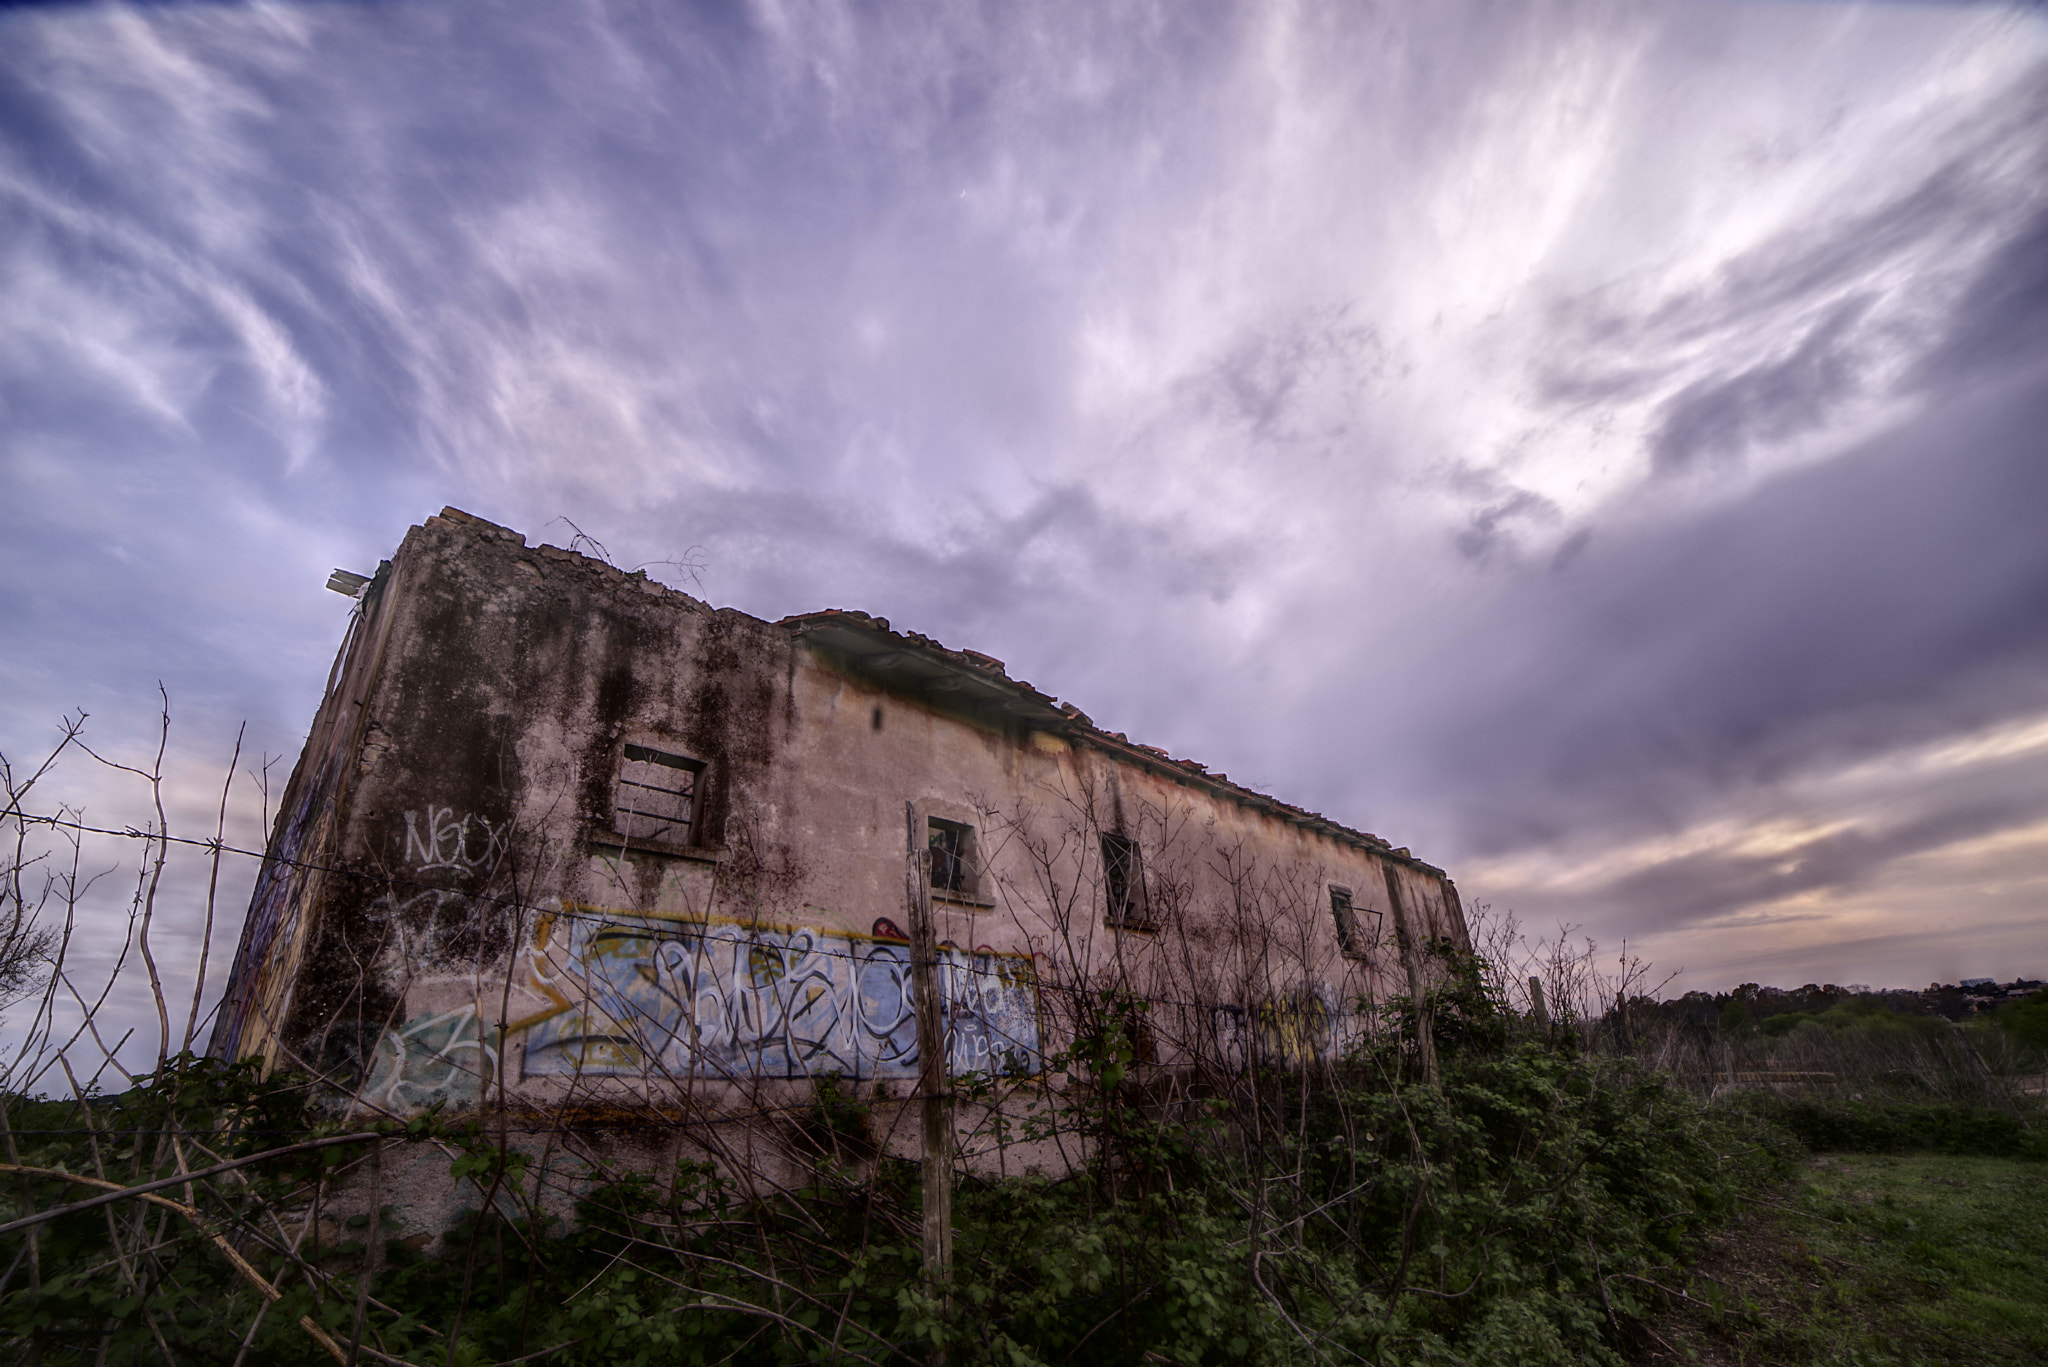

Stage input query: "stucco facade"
[{"left": 212, "top": 508, "right": 1468, "bottom": 1155}]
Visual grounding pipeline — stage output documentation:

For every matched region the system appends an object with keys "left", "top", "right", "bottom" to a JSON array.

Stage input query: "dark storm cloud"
[
  {"left": 3, "top": 0, "right": 2046, "bottom": 1020},
  {"left": 1375, "top": 66, "right": 2048, "bottom": 877},
  {"left": 0, "top": 2, "right": 1183, "bottom": 461},
  {"left": 655, "top": 477, "right": 1252, "bottom": 640},
  {"left": 1649, "top": 294, "right": 1871, "bottom": 473},
  {"left": 1538, "top": 69, "right": 2048, "bottom": 474},
  {"left": 1356, "top": 363, "right": 2048, "bottom": 857},
  {"left": 1455, "top": 489, "right": 1562, "bottom": 564},
  {"left": 1642, "top": 160, "right": 1993, "bottom": 346},
  {"left": 1183, "top": 308, "right": 1389, "bottom": 446},
  {"left": 0, "top": 2, "right": 1227, "bottom": 720},
  {"left": 1916, "top": 195, "right": 2048, "bottom": 386},
  {"left": 1568, "top": 771, "right": 2048, "bottom": 934}
]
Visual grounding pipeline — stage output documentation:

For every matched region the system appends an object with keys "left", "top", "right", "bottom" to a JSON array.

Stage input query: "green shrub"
[
  {"left": 1733, "top": 1094, "right": 2048, "bottom": 1161},
  {"left": 1758, "top": 1002, "right": 1949, "bottom": 1042},
  {"left": 1998, "top": 989, "right": 2048, "bottom": 1054}
]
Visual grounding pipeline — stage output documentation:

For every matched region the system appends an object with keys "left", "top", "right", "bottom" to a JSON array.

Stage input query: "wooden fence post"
[{"left": 904, "top": 804, "right": 954, "bottom": 1283}]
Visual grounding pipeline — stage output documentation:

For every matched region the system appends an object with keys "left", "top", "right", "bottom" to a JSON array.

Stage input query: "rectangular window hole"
[
  {"left": 928, "top": 817, "right": 975, "bottom": 896},
  {"left": 616, "top": 744, "right": 703, "bottom": 845},
  {"left": 1102, "top": 832, "right": 1153, "bottom": 930}
]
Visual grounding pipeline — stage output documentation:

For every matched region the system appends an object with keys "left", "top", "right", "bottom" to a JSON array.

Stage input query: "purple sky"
[{"left": 3, "top": 1, "right": 2045, "bottom": 1065}]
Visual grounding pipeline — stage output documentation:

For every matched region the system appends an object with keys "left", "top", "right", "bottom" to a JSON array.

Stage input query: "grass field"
[{"left": 1641, "top": 1152, "right": 2048, "bottom": 1366}]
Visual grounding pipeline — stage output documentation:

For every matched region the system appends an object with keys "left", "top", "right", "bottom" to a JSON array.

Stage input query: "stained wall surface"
[{"left": 211, "top": 508, "right": 1470, "bottom": 1163}]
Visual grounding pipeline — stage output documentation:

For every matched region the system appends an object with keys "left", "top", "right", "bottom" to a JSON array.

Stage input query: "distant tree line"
[{"left": 1628, "top": 979, "right": 2048, "bottom": 1049}]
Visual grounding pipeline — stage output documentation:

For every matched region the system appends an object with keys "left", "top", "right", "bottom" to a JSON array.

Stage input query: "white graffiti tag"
[
  {"left": 402, "top": 806, "right": 508, "bottom": 876},
  {"left": 358, "top": 1008, "right": 497, "bottom": 1113}
]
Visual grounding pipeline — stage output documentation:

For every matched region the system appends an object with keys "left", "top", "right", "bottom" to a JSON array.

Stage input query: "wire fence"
[{"left": 8, "top": 717, "right": 2041, "bottom": 1366}]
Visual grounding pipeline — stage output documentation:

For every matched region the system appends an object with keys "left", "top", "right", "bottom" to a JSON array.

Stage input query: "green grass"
[{"left": 1646, "top": 1153, "right": 2048, "bottom": 1365}]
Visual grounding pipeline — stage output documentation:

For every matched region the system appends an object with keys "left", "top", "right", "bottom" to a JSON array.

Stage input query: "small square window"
[
  {"left": 615, "top": 743, "right": 703, "bottom": 845},
  {"left": 927, "top": 817, "right": 975, "bottom": 897},
  {"left": 1101, "top": 832, "right": 1152, "bottom": 929},
  {"left": 1329, "top": 886, "right": 1381, "bottom": 961}
]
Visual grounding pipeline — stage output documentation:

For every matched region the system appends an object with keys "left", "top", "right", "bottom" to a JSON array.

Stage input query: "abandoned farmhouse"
[{"left": 210, "top": 508, "right": 1470, "bottom": 1166}]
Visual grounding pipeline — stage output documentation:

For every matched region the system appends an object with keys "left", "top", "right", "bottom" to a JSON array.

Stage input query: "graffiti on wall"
[
  {"left": 403, "top": 805, "right": 509, "bottom": 876},
  {"left": 358, "top": 1007, "right": 498, "bottom": 1113},
  {"left": 935, "top": 942, "right": 1044, "bottom": 1077},
  {"left": 369, "top": 886, "right": 511, "bottom": 967},
  {"left": 513, "top": 909, "right": 1042, "bottom": 1081},
  {"left": 1212, "top": 988, "right": 1367, "bottom": 1070}
]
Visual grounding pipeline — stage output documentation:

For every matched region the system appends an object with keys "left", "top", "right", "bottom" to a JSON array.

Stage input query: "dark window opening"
[
  {"left": 1123, "top": 1002, "right": 1158, "bottom": 1065},
  {"left": 1329, "top": 886, "right": 1379, "bottom": 961},
  {"left": 928, "top": 818, "right": 974, "bottom": 896},
  {"left": 871, "top": 705, "right": 884, "bottom": 731},
  {"left": 615, "top": 743, "right": 703, "bottom": 845},
  {"left": 1102, "top": 832, "right": 1151, "bottom": 929}
]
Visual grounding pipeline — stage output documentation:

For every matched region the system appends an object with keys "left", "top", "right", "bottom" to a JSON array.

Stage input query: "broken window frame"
[
  {"left": 1329, "top": 884, "right": 1381, "bottom": 961},
  {"left": 1101, "top": 831, "right": 1154, "bottom": 930},
  {"left": 613, "top": 742, "right": 705, "bottom": 846},
  {"left": 927, "top": 816, "right": 977, "bottom": 899}
]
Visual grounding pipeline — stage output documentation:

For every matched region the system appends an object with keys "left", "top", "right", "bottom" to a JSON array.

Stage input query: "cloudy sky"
[{"left": 3, "top": 0, "right": 2046, "bottom": 1056}]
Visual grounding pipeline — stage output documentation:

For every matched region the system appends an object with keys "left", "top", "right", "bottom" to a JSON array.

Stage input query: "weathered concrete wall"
[{"left": 213, "top": 507, "right": 1470, "bottom": 1185}]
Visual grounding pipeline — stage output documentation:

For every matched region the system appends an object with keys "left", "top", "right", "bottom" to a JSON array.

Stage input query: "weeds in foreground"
[
  {"left": 0, "top": 1041, "right": 1794, "bottom": 1365},
  {"left": 2, "top": 711, "right": 2039, "bottom": 1365}
]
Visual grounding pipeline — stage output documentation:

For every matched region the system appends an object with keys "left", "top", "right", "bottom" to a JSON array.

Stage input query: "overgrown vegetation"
[
  {"left": 4, "top": 717, "right": 2043, "bottom": 1365},
  {"left": 13, "top": 1030, "right": 2039, "bottom": 1364},
  {"left": 1, "top": 1023, "right": 1798, "bottom": 1365}
]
